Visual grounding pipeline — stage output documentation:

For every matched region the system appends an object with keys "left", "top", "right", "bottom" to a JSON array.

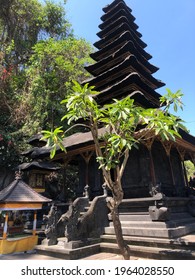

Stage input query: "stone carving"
[
  {"left": 83, "top": 184, "right": 90, "bottom": 198},
  {"left": 43, "top": 184, "right": 109, "bottom": 247},
  {"left": 149, "top": 182, "right": 162, "bottom": 197},
  {"left": 148, "top": 183, "right": 170, "bottom": 221},
  {"left": 77, "top": 187, "right": 109, "bottom": 239},
  {"left": 57, "top": 195, "right": 89, "bottom": 242},
  {"left": 57, "top": 202, "right": 80, "bottom": 241},
  {"left": 149, "top": 205, "right": 170, "bottom": 221},
  {"left": 57, "top": 184, "right": 109, "bottom": 244},
  {"left": 43, "top": 203, "right": 60, "bottom": 245}
]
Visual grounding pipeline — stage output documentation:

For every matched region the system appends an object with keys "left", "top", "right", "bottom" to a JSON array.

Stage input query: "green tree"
[
  {"left": 42, "top": 81, "right": 186, "bottom": 259},
  {"left": 0, "top": 0, "right": 70, "bottom": 65},
  {"left": 15, "top": 37, "right": 93, "bottom": 135},
  {"left": 0, "top": 0, "right": 92, "bottom": 167},
  {"left": 0, "top": 0, "right": 71, "bottom": 166}
]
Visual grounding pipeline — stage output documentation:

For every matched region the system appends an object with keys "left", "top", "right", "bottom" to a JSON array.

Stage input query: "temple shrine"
[
  {"left": 30, "top": 0, "right": 195, "bottom": 259},
  {"left": 0, "top": 172, "right": 51, "bottom": 254}
]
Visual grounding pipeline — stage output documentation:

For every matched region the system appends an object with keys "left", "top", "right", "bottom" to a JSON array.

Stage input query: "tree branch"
[
  {"left": 64, "top": 123, "right": 90, "bottom": 135},
  {"left": 90, "top": 119, "right": 113, "bottom": 188},
  {"left": 119, "top": 148, "right": 129, "bottom": 178}
]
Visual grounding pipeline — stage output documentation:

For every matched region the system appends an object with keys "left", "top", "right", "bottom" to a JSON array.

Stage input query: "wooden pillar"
[
  {"left": 161, "top": 141, "right": 175, "bottom": 186},
  {"left": 3, "top": 212, "right": 9, "bottom": 240},
  {"left": 143, "top": 138, "right": 156, "bottom": 186},
  {"left": 149, "top": 149, "right": 156, "bottom": 186},
  {"left": 177, "top": 147, "right": 188, "bottom": 187},
  {"left": 81, "top": 151, "right": 94, "bottom": 186},
  {"left": 182, "top": 161, "right": 189, "bottom": 187},
  {"left": 62, "top": 158, "right": 72, "bottom": 200},
  {"left": 32, "top": 211, "right": 37, "bottom": 236}
]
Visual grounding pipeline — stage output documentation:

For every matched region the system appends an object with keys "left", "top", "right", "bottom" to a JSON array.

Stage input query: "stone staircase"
[
  {"left": 105, "top": 213, "right": 195, "bottom": 238},
  {"left": 35, "top": 196, "right": 195, "bottom": 260},
  {"left": 99, "top": 198, "right": 195, "bottom": 259}
]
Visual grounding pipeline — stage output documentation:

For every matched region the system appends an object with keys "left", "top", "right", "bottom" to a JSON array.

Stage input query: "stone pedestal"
[
  {"left": 41, "top": 237, "right": 57, "bottom": 246},
  {"left": 57, "top": 237, "right": 100, "bottom": 249},
  {"left": 149, "top": 206, "right": 170, "bottom": 221}
]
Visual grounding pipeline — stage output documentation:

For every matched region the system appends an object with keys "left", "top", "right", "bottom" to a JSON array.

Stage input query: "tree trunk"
[
  {"left": 90, "top": 124, "right": 130, "bottom": 259},
  {"left": 107, "top": 197, "right": 130, "bottom": 260}
]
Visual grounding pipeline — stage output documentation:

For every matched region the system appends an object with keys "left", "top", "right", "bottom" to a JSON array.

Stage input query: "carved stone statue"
[
  {"left": 149, "top": 182, "right": 162, "bottom": 197},
  {"left": 57, "top": 203, "right": 80, "bottom": 241},
  {"left": 149, "top": 205, "right": 170, "bottom": 221},
  {"left": 43, "top": 203, "right": 60, "bottom": 245}
]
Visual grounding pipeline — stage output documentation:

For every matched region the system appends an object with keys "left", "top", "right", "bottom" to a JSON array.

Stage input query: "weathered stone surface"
[{"left": 149, "top": 206, "right": 170, "bottom": 221}]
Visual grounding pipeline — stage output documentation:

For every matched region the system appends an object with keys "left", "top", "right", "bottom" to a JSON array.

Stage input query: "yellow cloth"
[{"left": 0, "top": 235, "right": 38, "bottom": 255}]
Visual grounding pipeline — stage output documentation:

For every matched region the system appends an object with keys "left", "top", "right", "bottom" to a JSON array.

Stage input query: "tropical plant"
[{"left": 0, "top": 0, "right": 93, "bottom": 168}]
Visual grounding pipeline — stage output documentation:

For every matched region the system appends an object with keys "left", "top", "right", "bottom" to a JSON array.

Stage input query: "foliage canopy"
[{"left": 0, "top": 0, "right": 93, "bottom": 167}]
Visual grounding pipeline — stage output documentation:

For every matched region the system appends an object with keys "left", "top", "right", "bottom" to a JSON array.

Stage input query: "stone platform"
[
  {"left": 35, "top": 231, "right": 195, "bottom": 260},
  {"left": 35, "top": 196, "right": 195, "bottom": 260}
]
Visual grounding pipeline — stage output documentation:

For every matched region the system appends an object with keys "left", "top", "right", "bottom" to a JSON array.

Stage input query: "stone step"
[
  {"left": 108, "top": 211, "right": 194, "bottom": 222},
  {"left": 108, "top": 213, "right": 151, "bottom": 221},
  {"left": 100, "top": 234, "right": 195, "bottom": 250},
  {"left": 170, "top": 212, "right": 193, "bottom": 219},
  {"left": 104, "top": 222, "right": 195, "bottom": 238},
  {"left": 109, "top": 218, "right": 195, "bottom": 229},
  {"left": 100, "top": 242, "right": 195, "bottom": 260},
  {"left": 35, "top": 243, "right": 100, "bottom": 260}
]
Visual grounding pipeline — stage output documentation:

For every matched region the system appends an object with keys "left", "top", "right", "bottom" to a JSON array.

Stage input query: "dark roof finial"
[{"left": 15, "top": 170, "right": 22, "bottom": 180}]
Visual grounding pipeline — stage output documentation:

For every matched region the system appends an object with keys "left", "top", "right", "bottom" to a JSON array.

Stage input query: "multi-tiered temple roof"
[
  {"left": 85, "top": 0, "right": 165, "bottom": 108},
  {"left": 25, "top": 0, "right": 195, "bottom": 162}
]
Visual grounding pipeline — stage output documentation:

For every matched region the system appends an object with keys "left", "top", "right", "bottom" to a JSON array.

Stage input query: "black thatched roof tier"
[
  {"left": 94, "top": 24, "right": 147, "bottom": 51},
  {"left": 29, "top": 128, "right": 106, "bottom": 160},
  {"left": 27, "top": 133, "right": 46, "bottom": 147},
  {"left": 99, "top": 8, "right": 141, "bottom": 38},
  {"left": 87, "top": 41, "right": 159, "bottom": 76},
  {"left": 93, "top": 72, "right": 162, "bottom": 107},
  {"left": 86, "top": 54, "right": 165, "bottom": 92},
  {"left": 101, "top": 1, "right": 135, "bottom": 25},
  {"left": 98, "top": 14, "right": 142, "bottom": 40},
  {"left": 25, "top": 125, "right": 195, "bottom": 162},
  {"left": 103, "top": 0, "right": 131, "bottom": 13},
  {"left": 91, "top": 31, "right": 152, "bottom": 62},
  {"left": 17, "top": 161, "right": 60, "bottom": 172}
]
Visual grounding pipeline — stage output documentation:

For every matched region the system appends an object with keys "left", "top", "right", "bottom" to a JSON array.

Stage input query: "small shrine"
[
  {"left": 0, "top": 172, "right": 51, "bottom": 255},
  {"left": 18, "top": 132, "right": 61, "bottom": 197},
  {"left": 17, "top": 161, "right": 60, "bottom": 194}
]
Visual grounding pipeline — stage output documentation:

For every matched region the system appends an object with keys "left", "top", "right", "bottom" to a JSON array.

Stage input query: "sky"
[{"left": 62, "top": 0, "right": 195, "bottom": 136}]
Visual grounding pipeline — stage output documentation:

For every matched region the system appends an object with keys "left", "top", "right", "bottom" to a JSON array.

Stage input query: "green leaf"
[{"left": 50, "top": 145, "right": 56, "bottom": 159}]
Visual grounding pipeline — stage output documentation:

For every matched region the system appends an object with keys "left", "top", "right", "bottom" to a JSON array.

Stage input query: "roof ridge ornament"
[{"left": 15, "top": 170, "right": 22, "bottom": 180}]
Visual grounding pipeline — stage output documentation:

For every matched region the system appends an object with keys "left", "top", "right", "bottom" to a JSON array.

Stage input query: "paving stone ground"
[{"left": 0, "top": 251, "right": 145, "bottom": 260}]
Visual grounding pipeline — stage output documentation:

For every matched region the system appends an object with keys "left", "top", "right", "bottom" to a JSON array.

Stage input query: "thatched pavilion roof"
[{"left": 0, "top": 173, "right": 51, "bottom": 210}]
